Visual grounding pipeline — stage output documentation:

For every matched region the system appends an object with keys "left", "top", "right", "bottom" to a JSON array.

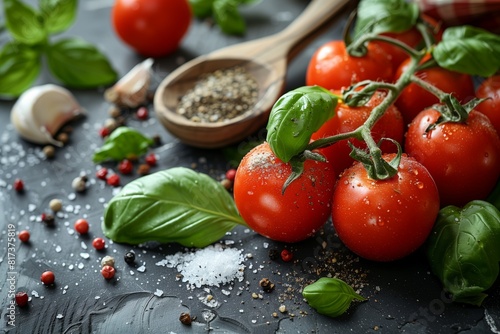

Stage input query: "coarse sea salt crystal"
[{"left": 159, "top": 244, "right": 245, "bottom": 289}]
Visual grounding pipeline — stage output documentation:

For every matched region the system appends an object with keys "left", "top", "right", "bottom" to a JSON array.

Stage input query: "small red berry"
[
  {"left": 13, "top": 178, "right": 24, "bottom": 192},
  {"left": 99, "top": 127, "right": 110, "bottom": 138},
  {"left": 107, "top": 174, "right": 120, "bottom": 187},
  {"left": 145, "top": 153, "right": 157, "bottom": 166},
  {"left": 15, "top": 292, "right": 29, "bottom": 307},
  {"left": 101, "top": 265, "right": 116, "bottom": 279},
  {"left": 225, "top": 169, "right": 237, "bottom": 182},
  {"left": 93, "top": 237, "right": 106, "bottom": 250},
  {"left": 96, "top": 168, "right": 108, "bottom": 180},
  {"left": 40, "top": 271, "right": 55, "bottom": 285},
  {"left": 136, "top": 106, "right": 149, "bottom": 120},
  {"left": 118, "top": 159, "right": 133, "bottom": 175},
  {"left": 18, "top": 230, "right": 30, "bottom": 243},
  {"left": 74, "top": 219, "right": 89, "bottom": 235},
  {"left": 281, "top": 249, "right": 293, "bottom": 262}
]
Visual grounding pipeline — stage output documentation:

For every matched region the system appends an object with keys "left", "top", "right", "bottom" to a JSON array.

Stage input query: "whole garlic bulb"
[{"left": 10, "top": 84, "right": 85, "bottom": 146}]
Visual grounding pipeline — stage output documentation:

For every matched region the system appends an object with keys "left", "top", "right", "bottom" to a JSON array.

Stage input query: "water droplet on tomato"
[{"left": 415, "top": 181, "right": 424, "bottom": 189}]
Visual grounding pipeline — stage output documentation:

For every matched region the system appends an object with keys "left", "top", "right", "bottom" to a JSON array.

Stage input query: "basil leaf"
[
  {"left": 354, "top": 0, "right": 419, "bottom": 37},
  {"left": 40, "top": 0, "right": 77, "bottom": 34},
  {"left": 0, "top": 41, "right": 41, "bottom": 99},
  {"left": 102, "top": 167, "right": 246, "bottom": 248},
  {"left": 213, "top": 0, "right": 246, "bottom": 35},
  {"left": 189, "top": 0, "right": 214, "bottom": 18},
  {"left": 93, "top": 127, "right": 154, "bottom": 163},
  {"left": 46, "top": 37, "right": 118, "bottom": 88},
  {"left": 266, "top": 86, "right": 337, "bottom": 163},
  {"left": 426, "top": 200, "right": 500, "bottom": 306},
  {"left": 302, "top": 277, "right": 365, "bottom": 318},
  {"left": 4, "top": 0, "right": 46, "bottom": 45},
  {"left": 432, "top": 26, "right": 500, "bottom": 77}
]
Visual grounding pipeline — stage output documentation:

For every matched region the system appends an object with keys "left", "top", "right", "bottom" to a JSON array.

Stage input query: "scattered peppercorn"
[
  {"left": 99, "top": 127, "right": 111, "bottom": 138},
  {"left": 136, "top": 106, "right": 149, "bottom": 120},
  {"left": 104, "top": 118, "right": 119, "bottom": 132},
  {"left": 220, "top": 178, "right": 232, "bottom": 190},
  {"left": 13, "top": 178, "right": 24, "bottom": 192},
  {"left": 137, "top": 163, "right": 150, "bottom": 176},
  {"left": 118, "top": 159, "right": 133, "bottom": 175},
  {"left": 107, "top": 174, "right": 121, "bottom": 187},
  {"left": 101, "top": 265, "right": 116, "bottom": 280},
  {"left": 225, "top": 169, "right": 236, "bottom": 181},
  {"left": 18, "top": 230, "right": 30, "bottom": 243},
  {"left": 72, "top": 176, "right": 87, "bottom": 192},
  {"left": 281, "top": 249, "right": 293, "bottom": 262},
  {"left": 40, "top": 270, "right": 55, "bottom": 285},
  {"left": 49, "top": 198, "right": 63, "bottom": 212},
  {"left": 43, "top": 145, "right": 56, "bottom": 159},
  {"left": 124, "top": 251, "right": 136, "bottom": 265},
  {"left": 259, "top": 277, "right": 275, "bottom": 293},
  {"left": 74, "top": 218, "right": 90, "bottom": 235},
  {"left": 108, "top": 105, "right": 122, "bottom": 118},
  {"left": 92, "top": 237, "right": 106, "bottom": 250},
  {"left": 42, "top": 214, "right": 55, "bottom": 226},
  {"left": 152, "top": 134, "right": 162, "bottom": 146},
  {"left": 15, "top": 292, "right": 29, "bottom": 307},
  {"left": 101, "top": 255, "right": 115, "bottom": 268},
  {"left": 145, "top": 153, "right": 157, "bottom": 166},
  {"left": 56, "top": 132, "right": 69, "bottom": 145},
  {"left": 268, "top": 248, "right": 280, "bottom": 261},
  {"left": 96, "top": 167, "right": 108, "bottom": 180},
  {"left": 179, "top": 312, "right": 192, "bottom": 325}
]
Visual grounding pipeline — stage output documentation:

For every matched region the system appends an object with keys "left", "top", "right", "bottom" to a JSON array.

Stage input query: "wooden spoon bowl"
[{"left": 154, "top": 0, "right": 350, "bottom": 149}]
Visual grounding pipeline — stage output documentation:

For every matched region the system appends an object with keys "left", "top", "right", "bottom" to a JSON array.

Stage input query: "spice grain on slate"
[{"left": 176, "top": 66, "right": 258, "bottom": 123}]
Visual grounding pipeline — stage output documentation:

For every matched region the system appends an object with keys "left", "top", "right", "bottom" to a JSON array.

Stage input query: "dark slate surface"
[{"left": 1, "top": 0, "right": 498, "bottom": 333}]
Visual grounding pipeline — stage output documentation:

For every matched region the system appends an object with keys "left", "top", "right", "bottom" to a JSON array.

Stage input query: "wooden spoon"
[{"left": 154, "top": 0, "right": 351, "bottom": 148}]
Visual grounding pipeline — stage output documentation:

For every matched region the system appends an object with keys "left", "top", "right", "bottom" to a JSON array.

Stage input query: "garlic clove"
[
  {"left": 104, "top": 58, "right": 154, "bottom": 108},
  {"left": 10, "top": 84, "right": 85, "bottom": 146}
]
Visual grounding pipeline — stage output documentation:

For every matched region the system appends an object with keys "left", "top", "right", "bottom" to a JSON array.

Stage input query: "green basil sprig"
[
  {"left": 302, "top": 277, "right": 366, "bottom": 318},
  {"left": 189, "top": 0, "right": 261, "bottom": 35},
  {"left": 354, "top": 0, "right": 419, "bottom": 37},
  {"left": 102, "top": 167, "right": 246, "bottom": 248},
  {"left": 432, "top": 26, "right": 500, "bottom": 77},
  {"left": 1, "top": 0, "right": 117, "bottom": 99},
  {"left": 426, "top": 200, "right": 500, "bottom": 306},
  {"left": 93, "top": 127, "right": 154, "bottom": 163},
  {"left": 266, "top": 86, "right": 337, "bottom": 163}
]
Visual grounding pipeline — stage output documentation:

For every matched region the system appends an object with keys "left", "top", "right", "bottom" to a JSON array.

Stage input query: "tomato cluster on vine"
[{"left": 233, "top": 4, "right": 500, "bottom": 262}]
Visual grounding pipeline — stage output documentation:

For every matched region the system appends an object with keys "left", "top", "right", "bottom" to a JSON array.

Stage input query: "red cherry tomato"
[
  {"left": 233, "top": 142, "right": 336, "bottom": 243},
  {"left": 312, "top": 90, "right": 404, "bottom": 175},
  {"left": 112, "top": 0, "right": 192, "bottom": 57},
  {"left": 373, "top": 14, "right": 443, "bottom": 71},
  {"left": 332, "top": 154, "right": 440, "bottom": 262},
  {"left": 306, "top": 40, "right": 394, "bottom": 91},
  {"left": 394, "top": 55, "right": 475, "bottom": 125},
  {"left": 405, "top": 108, "right": 500, "bottom": 207},
  {"left": 475, "top": 75, "right": 500, "bottom": 135}
]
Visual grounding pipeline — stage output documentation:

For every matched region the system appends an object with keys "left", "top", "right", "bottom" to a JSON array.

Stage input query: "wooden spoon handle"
[
  {"left": 208, "top": 0, "right": 350, "bottom": 62},
  {"left": 276, "top": 0, "right": 351, "bottom": 55}
]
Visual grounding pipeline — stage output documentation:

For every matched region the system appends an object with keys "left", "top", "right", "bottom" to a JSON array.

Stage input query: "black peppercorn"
[
  {"left": 124, "top": 251, "right": 136, "bottom": 265},
  {"left": 179, "top": 312, "right": 192, "bottom": 325},
  {"left": 268, "top": 248, "right": 279, "bottom": 261}
]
